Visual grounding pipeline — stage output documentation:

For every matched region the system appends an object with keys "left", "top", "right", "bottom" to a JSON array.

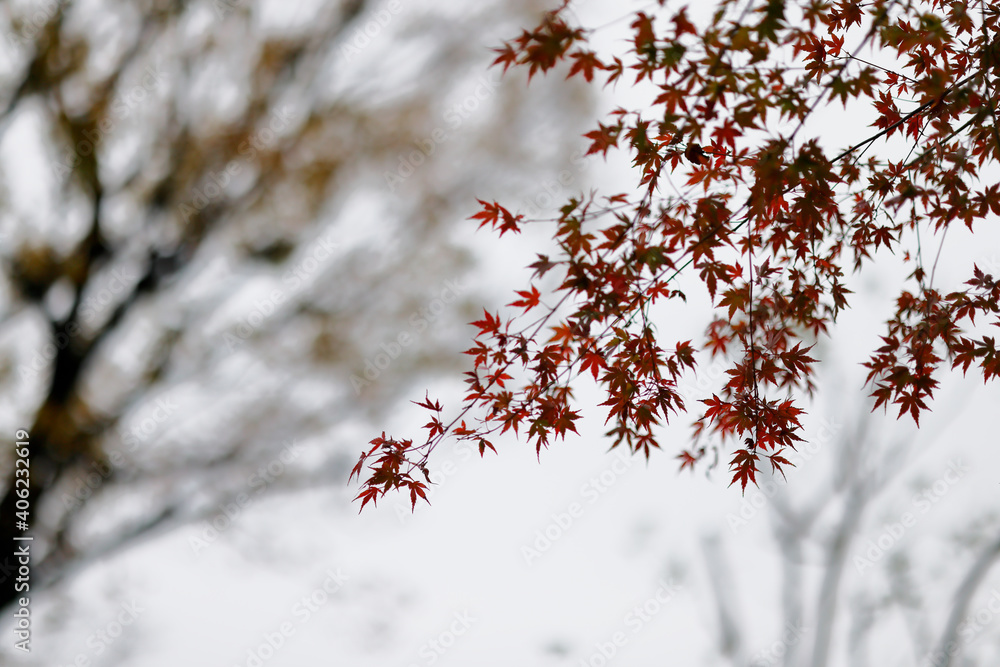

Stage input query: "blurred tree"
[
  {"left": 0, "top": 0, "right": 592, "bottom": 612},
  {"left": 699, "top": 382, "right": 1000, "bottom": 667}
]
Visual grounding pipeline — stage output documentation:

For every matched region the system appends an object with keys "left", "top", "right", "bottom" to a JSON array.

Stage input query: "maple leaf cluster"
[{"left": 351, "top": 0, "right": 1000, "bottom": 508}]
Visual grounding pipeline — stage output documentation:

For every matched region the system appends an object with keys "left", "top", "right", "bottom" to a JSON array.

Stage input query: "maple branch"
[
  {"left": 903, "top": 113, "right": 981, "bottom": 170},
  {"left": 928, "top": 226, "right": 951, "bottom": 289},
  {"left": 837, "top": 50, "right": 917, "bottom": 83},
  {"left": 787, "top": 0, "right": 893, "bottom": 145},
  {"left": 832, "top": 72, "right": 979, "bottom": 163},
  {"left": 397, "top": 182, "right": 664, "bottom": 474},
  {"left": 355, "top": 0, "right": 1000, "bottom": 508},
  {"left": 979, "top": 0, "right": 1000, "bottom": 161}
]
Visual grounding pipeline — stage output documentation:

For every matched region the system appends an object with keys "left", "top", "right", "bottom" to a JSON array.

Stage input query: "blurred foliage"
[{"left": 0, "top": 0, "right": 593, "bottom": 608}]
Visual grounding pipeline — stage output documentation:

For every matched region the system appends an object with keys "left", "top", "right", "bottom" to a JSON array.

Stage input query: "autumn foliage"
[{"left": 351, "top": 0, "right": 1000, "bottom": 508}]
